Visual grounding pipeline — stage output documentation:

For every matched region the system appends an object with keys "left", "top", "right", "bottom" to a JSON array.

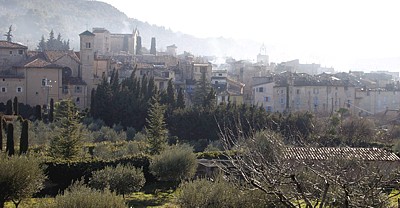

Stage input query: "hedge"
[{"left": 39, "top": 154, "right": 153, "bottom": 196}]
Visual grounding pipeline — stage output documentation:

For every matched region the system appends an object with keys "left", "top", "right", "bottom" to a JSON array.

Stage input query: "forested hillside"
[{"left": 0, "top": 0, "right": 261, "bottom": 58}]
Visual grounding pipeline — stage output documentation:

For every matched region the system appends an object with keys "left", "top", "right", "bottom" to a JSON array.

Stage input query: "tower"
[
  {"left": 150, "top": 37, "right": 156, "bottom": 55},
  {"left": 79, "top": 30, "right": 95, "bottom": 106},
  {"left": 257, "top": 44, "right": 269, "bottom": 65}
]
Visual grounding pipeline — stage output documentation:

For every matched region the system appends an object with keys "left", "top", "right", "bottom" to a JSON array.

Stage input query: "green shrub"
[
  {"left": 177, "top": 177, "right": 275, "bottom": 208},
  {"left": 149, "top": 144, "right": 197, "bottom": 182},
  {"left": 89, "top": 164, "right": 146, "bottom": 197},
  {"left": 49, "top": 181, "right": 126, "bottom": 208}
]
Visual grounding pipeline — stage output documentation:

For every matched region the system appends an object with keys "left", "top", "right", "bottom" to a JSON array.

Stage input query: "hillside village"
[
  {"left": 1, "top": 25, "right": 400, "bottom": 207},
  {"left": 1, "top": 27, "right": 400, "bottom": 118}
]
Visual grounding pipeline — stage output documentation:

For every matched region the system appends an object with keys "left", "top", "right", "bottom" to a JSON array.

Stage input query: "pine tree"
[
  {"left": 47, "top": 30, "right": 55, "bottom": 50},
  {"left": 13, "top": 97, "right": 18, "bottom": 115},
  {"left": 6, "top": 123, "right": 14, "bottom": 156},
  {"left": 50, "top": 100, "right": 81, "bottom": 160},
  {"left": 5, "top": 99, "right": 12, "bottom": 115},
  {"left": 176, "top": 88, "right": 185, "bottom": 109},
  {"left": 38, "top": 35, "right": 46, "bottom": 51},
  {"left": 19, "top": 120, "right": 28, "bottom": 155},
  {"left": 145, "top": 95, "right": 168, "bottom": 155},
  {"left": 4, "top": 25, "right": 13, "bottom": 42}
]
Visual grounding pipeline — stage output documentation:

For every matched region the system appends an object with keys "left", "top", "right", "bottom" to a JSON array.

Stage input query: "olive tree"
[
  {"left": 0, "top": 155, "right": 46, "bottom": 208},
  {"left": 149, "top": 144, "right": 197, "bottom": 182},
  {"left": 48, "top": 181, "right": 126, "bottom": 208},
  {"left": 89, "top": 164, "right": 145, "bottom": 197}
]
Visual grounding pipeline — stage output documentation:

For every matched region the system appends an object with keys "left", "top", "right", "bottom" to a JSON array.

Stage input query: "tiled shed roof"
[{"left": 284, "top": 147, "right": 400, "bottom": 161}]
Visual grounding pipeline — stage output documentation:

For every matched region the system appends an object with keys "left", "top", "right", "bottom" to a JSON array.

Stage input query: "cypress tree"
[
  {"left": 13, "top": 96, "right": 18, "bottom": 115},
  {"left": 166, "top": 79, "right": 176, "bottom": 108},
  {"left": 35, "top": 105, "right": 42, "bottom": 120},
  {"left": 145, "top": 95, "right": 168, "bottom": 155},
  {"left": 49, "top": 98, "right": 54, "bottom": 122},
  {"left": 147, "top": 77, "right": 156, "bottom": 100},
  {"left": 90, "top": 88, "right": 96, "bottom": 117},
  {"left": 6, "top": 123, "right": 14, "bottom": 156},
  {"left": 110, "top": 68, "right": 120, "bottom": 93},
  {"left": 5, "top": 99, "right": 12, "bottom": 115},
  {"left": 20, "top": 119, "right": 29, "bottom": 154},
  {"left": 0, "top": 116, "right": 2, "bottom": 151},
  {"left": 177, "top": 88, "right": 185, "bottom": 109}
]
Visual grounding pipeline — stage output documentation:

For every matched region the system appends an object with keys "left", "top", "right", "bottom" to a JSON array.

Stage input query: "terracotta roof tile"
[
  {"left": 0, "top": 41, "right": 27, "bottom": 49},
  {"left": 283, "top": 147, "right": 400, "bottom": 161},
  {"left": 24, "top": 58, "right": 63, "bottom": 68},
  {"left": 44, "top": 51, "right": 81, "bottom": 64}
]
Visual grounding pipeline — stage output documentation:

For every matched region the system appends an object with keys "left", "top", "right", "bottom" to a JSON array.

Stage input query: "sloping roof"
[
  {"left": 79, "top": 30, "right": 95, "bottom": 36},
  {"left": 44, "top": 51, "right": 81, "bottom": 64},
  {"left": 0, "top": 41, "right": 27, "bottom": 49},
  {"left": 63, "top": 77, "right": 87, "bottom": 85},
  {"left": 24, "top": 58, "right": 63, "bottom": 68},
  {"left": 284, "top": 147, "right": 400, "bottom": 161}
]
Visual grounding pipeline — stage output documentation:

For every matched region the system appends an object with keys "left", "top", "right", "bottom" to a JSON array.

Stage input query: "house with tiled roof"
[
  {"left": 0, "top": 40, "right": 28, "bottom": 70},
  {"left": 0, "top": 38, "right": 88, "bottom": 109}
]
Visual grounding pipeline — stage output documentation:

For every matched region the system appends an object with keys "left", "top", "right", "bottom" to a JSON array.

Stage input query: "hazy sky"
[{"left": 100, "top": 0, "right": 400, "bottom": 71}]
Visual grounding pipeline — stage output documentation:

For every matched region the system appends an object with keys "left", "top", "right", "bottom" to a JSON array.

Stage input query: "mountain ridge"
[{"left": 0, "top": 0, "right": 262, "bottom": 60}]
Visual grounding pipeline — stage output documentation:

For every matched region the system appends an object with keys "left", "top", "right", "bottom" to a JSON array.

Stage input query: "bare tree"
[{"left": 219, "top": 126, "right": 400, "bottom": 207}]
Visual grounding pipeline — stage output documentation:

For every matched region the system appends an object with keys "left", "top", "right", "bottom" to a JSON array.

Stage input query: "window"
[
  {"left": 62, "top": 86, "right": 69, "bottom": 94},
  {"left": 1, "top": 87, "right": 6, "bottom": 93},
  {"left": 218, "top": 73, "right": 222, "bottom": 76},
  {"left": 76, "top": 97, "right": 80, "bottom": 104},
  {"left": 280, "top": 89, "right": 284, "bottom": 94},
  {"left": 264, "top": 96, "right": 270, "bottom": 102},
  {"left": 280, "top": 98, "right": 284, "bottom": 104},
  {"left": 16, "top": 87, "right": 22, "bottom": 93},
  {"left": 296, "top": 89, "right": 300, "bottom": 94},
  {"left": 75, "top": 86, "right": 82, "bottom": 93},
  {"left": 159, "top": 82, "right": 165, "bottom": 89},
  {"left": 266, "top": 106, "right": 272, "bottom": 112},
  {"left": 86, "top": 42, "right": 91, "bottom": 48},
  {"left": 259, "top": 87, "right": 264, "bottom": 92},
  {"left": 9, "top": 51, "right": 12, "bottom": 55},
  {"left": 42, "top": 78, "right": 47, "bottom": 86},
  {"left": 18, "top": 50, "right": 23, "bottom": 55},
  {"left": 313, "top": 88, "right": 319, "bottom": 94}
]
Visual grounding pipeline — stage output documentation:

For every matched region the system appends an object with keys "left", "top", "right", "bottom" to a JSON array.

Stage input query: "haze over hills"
[{"left": 0, "top": 0, "right": 263, "bottom": 60}]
